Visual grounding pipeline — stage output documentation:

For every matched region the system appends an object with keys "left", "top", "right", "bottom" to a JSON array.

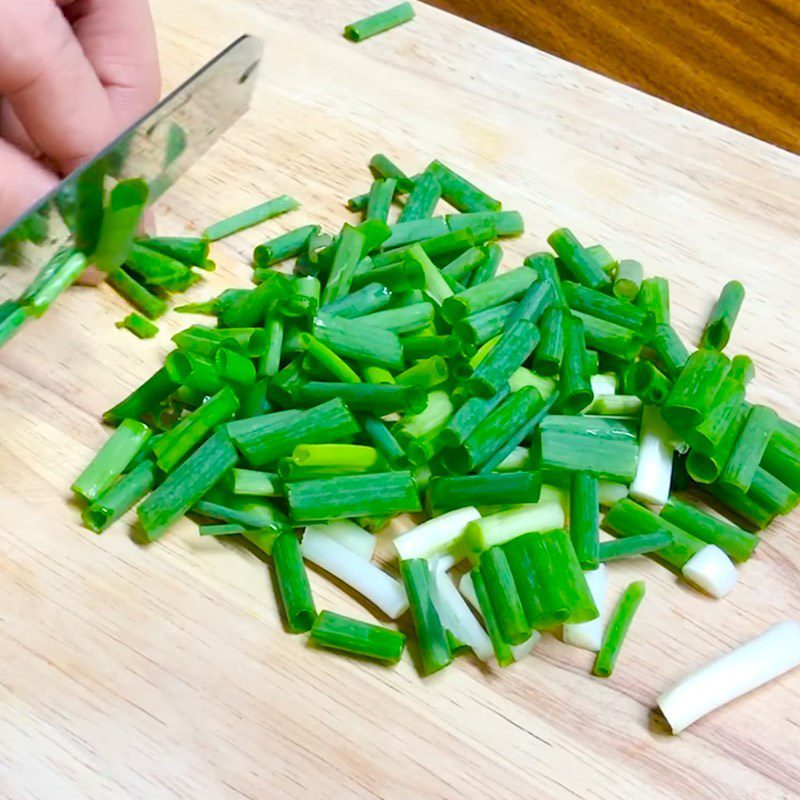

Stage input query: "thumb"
[{"left": 0, "top": 139, "right": 58, "bottom": 230}]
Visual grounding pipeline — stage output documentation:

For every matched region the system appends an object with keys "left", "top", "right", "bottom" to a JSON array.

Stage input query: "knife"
[{"left": 0, "top": 34, "right": 264, "bottom": 339}]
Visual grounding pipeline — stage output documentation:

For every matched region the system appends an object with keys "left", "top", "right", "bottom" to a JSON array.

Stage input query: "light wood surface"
[{"left": 2, "top": 2, "right": 799, "bottom": 798}]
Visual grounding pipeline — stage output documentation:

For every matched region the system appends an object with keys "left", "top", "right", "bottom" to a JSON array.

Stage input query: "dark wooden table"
[{"left": 428, "top": 0, "right": 800, "bottom": 154}]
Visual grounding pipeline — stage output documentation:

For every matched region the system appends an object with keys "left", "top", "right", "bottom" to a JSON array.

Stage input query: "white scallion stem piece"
[
  {"left": 598, "top": 481, "right": 629, "bottom": 507},
  {"left": 563, "top": 565, "right": 607, "bottom": 652},
  {"left": 430, "top": 562, "right": 493, "bottom": 661},
  {"left": 466, "top": 502, "right": 566, "bottom": 551},
  {"left": 681, "top": 544, "right": 738, "bottom": 598},
  {"left": 393, "top": 506, "right": 480, "bottom": 561},
  {"left": 509, "top": 367, "right": 556, "bottom": 398},
  {"left": 658, "top": 621, "right": 800, "bottom": 733},
  {"left": 304, "top": 520, "right": 376, "bottom": 562},
  {"left": 301, "top": 529, "right": 407, "bottom": 618},
  {"left": 630, "top": 406, "right": 674, "bottom": 507},
  {"left": 495, "top": 446, "right": 530, "bottom": 471},
  {"left": 590, "top": 373, "right": 618, "bottom": 397},
  {"left": 458, "top": 572, "right": 541, "bottom": 661}
]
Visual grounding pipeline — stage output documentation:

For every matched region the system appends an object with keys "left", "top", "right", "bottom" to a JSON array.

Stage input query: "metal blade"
[{"left": 0, "top": 34, "right": 264, "bottom": 304}]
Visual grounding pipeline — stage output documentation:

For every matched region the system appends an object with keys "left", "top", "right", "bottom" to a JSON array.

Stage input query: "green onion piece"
[
  {"left": 442, "top": 266, "right": 537, "bottom": 323},
  {"left": 138, "top": 236, "right": 209, "bottom": 267},
  {"left": 382, "top": 217, "right": 450, "bottom": 250},
  {"left": 361, "top": 415, "right": 407, "bottom": 465},
  {"left": 402, "top": 335, "right": 460, "bottom": 362},
  {"left": 572, "top": 310, "right": 643, "bottom": 361},
  {"left": 103, "top": 367, "right": 179, "bottom": 424},
  {"left": 227, "top": 468, "right": 280, "bottom": 497},
  {"left": 603, "top": 498, "right": 705, "bottom": 569},
  {"left": 173, "top": 326, "right": 267, "bottom": 358},
  {"left": 153, "top": 386, "right": 240, "bottom": 472},
  {"left": 199, "top": 523, "right": 246, "bottom": 536},
  {"left": 321, "top": 282, "right": 391, "bottom": 318},
  {"left": 138, "top": 432, "right": 237, "bottom": 540},
  {"left": 437, "top": 387, "right": 510, "bottom": 448},
  {"left": 747, "top": 467, "right": 798, "bottom": 517},
  {"left": 599, "top": 532, "right": 673, "bottom": 562},
  {"left": 627, "top": 360, "right": 673, "bottom": 405},
  {"left": 650, "top": 324, "right": 689, "bottom": 379},
  {"left": 272, "top": 534, "right": 317, "bottom": 633},
  {"left": 453, "top": 303, "right": 514, "bottom": 345},
  {"left": 401, "top": 559, "right": 453, "bottom": 674},
  {"left": 292, "top": 443, "right": 380, "bottom": 471},
  {"left": 344, "top": 2, "right": 415, "bottom": 41},
  {"left": 662, "top": 349, "right": 730, "bottom": 430},
  {"left": 92, "top": 179, "right": 149, "bottom": 272},
  {"left": 253, "top": 225, "right": 318, "bottom": 268},
  {"left": 24, "top": 250, "right": 88, "bottom": 318},
  {"left": 467, "top": 569, "right": 513, "bottom": 666},
  {"left": 310, "top": 610, "right": 405, "bottom": 664},
  {"left": 125, "top": 242, "right": 190, "bottom": 286},
  {"left": 441, "top": 246, "right": 486, "bottom": 284},
  {"left": 425, "top": 160, "right": 501, "bottom": 213},
  {"left": 398, "top": 171, "right": 441, "bottom": 222},
  {"left": 660, "top": 498, "right": 758, "bottom": 562},
  {"left": 700, "top": 280, "right": 745, "bottom": 351},
  {"left": 403, "top": 243, "right": 453, "bottom": 306},
  {"left": 427, "top": 472, "right": 541, "bottom": 512},
  {"left": 299, "top": 333, "right": 361, "bottom": 383},
  {"left": 704, "top": 480, "right": 774, "bottom": 530},
  {"left": 229, "top": 398, "right": 359, "bottom": 467},
  {"left": 396, "top": 389, "right": 453, "bottom": 440},
  {"left": 220, "top": 272, "right": 292, "bottom": 328},
  {"left": 613, "top": 259, "right": 643, "bottom": 301},
  {"left": 538, "top": 416, "right": 639, "bottom": 482},
  {"left": 467, "top": 321, "right": 540, "bottom": 398},
  {"left": 762, "top": 429, "right": 800, "bottom": 493},
  {"left": 203, "top": 195, "right": 299, "bottom": 241},
  {"left": 193, "top": 486, "right": 290, "bottom": 531},
  {"left": 368, "top": 153, "right": 415, "bottom": 192},
  {"left": 464, "top": 501, "right": 566, "bottom": 552},
  {"left": 559, "top": 314, "right": 594, "bottom": 414},
  {"left": 72, "top": 419, "right": 152, "bottom": 502},
  {"left": 479, "top": 547, "right": 531, "bottom": 644},
  {"left": 506, "top": 276, "right": 554, "bottom": 330},
  {"left": 115, "top": 312, "right": 158, "bottom": 339},
  {"left": 583, "top": 244, "right": 617, "bottom": 274},
  {"left": 534, "top": 305, "right": 565, "bottom": 376},
  {"left": 74, "top": 159, "right": 105, "bottom": 253},
  {"left": 593, "top": 581, "right": 646, "bottom": 677},
  {"left": 570, "top": 472, "right": 600, "bottom": 570},
  {"left": 313, "top": 313, "right": 403, "bottom": 371},
  {"left": 285, "top": 276, "right": 321, "bottom": 317},
  {"left": 215, "top": 348, "right": 257, "bottom": 385},
  {"left": 0, "top": 304, "right": 28, "bottom": 347},
  {"left": 720, "top": 405, "right": 778, "bottom": 492},
  {"left": 468, "top": 242, "right": 503, "bottom": 286},
  {"left": 81, "top": 460, "right": 157, "bottom": 533},
  {"left": 396, "top": 356, "right": 449, "bottom": 389},
  {"left": 686, "top": 404, "right": 747, "bottom": 484},
  {"left": 297, "top": 382, "right": 424, "bottom": 415},
  {"left": 258, "top": 315, "right": 284, "bottom": 378},
  {"left": 587, "top": 395, "right": 642, "bottom": 416},
  {"left": 498, "top": 534, "right": 554, "bottom": 630},
  {"left": 286, "top": 471, "right": 420, "bottom": 522},
  {"left": 364, "top": 178, "right": 397, "bottom": 224},
  {"left": 362, "top": 366, "right": 395, "bottom": 385},
  {"left": 563, "top": 281, "right": 653, "bottom": 335},
  {"left": 321, "top": 224, "right": 366, "bottom": 304},
  {"left": 730, "top": 354, "right": 755, "bottom": 385},
  {"left": 636, "top": 277, "right": 670, "bottom": 325},
  {"left": 547, "top": 229, "right": 611, "bottom": 291},
  {"left": 359, "top": 302, "right": 435, "bottom": 335}
]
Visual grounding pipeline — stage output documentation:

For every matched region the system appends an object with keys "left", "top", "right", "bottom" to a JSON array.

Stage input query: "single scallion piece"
[
  {"left": 593, "top": 581, "right": 646, "bottom": 677},
  {"left": 81, "top": 460, "right": 157, "bottom": 533},
  {"left": 570, "top": 472, "right": 600, "bottom": 570},
  {"left": 599, "top": 532, "right": 673, "bottom": 562},
  {"left": 720, "top": 405, "right": 778, "bottom": 493},
  {"left": 534, "top": 306, "right": 565, "bottom": 376},
  {"left": 548, "top": 228, "right": 611, "bottom": 291},
  {"left": 662, "top": 349, "right": 730, "bottom": 430},
  {"left": 227, "top": 468, "right": 280, "bottom": 497},
  {"left": 204, "top": 195, "right": 299, "bottom": 241},
  {"left": 310, "top": 611, "right": 405, "bottom": 664},
  {"left": 636, "top": 277, "right": 670, "bottom": 325},
  {"left": 92, "top": 179, "right": 149, "bottom": 272},
  {"left": 559, "top": 314, "right": 594, "bottom": 414},
  {"left": 297, "top": 382, "right": 425, "bottom": 415},
  {"left": 103, "top": 367, "right": 179, "bottom": 424},
  {"left": 138, "top": 236, "right": 209, "bottom": 267},
  {"left": 115, "top": 313, "right": 158, "bottom": 339},
  {"left": 272, "top": 533, "right": 317, "bottom": 633},
  {"left": 613, "top": 259, "right": 643, "bottom": 301},
  {"left": 321, "top": 282, "right": 391, "bottom": 318},
  {"left": 467, "top": 321, "right": 540, "bottom": 398},
  {"left": 700, "top": 280, "right": 745, "bottom": 351},
  {"left": 344, "top": 2, "right": 415, "bottom": 41},
  {"left": 479, "top": 547, "right": 531, "bottom": 645},
  {"left": 426, "top": 160, "right": 501, "bottom": 213},
  {"left": 253, "top": 225, "right": 319, "bottom": 268},
  {"left": 313, "top": 313, "right": 403, "bottom": 371},
  {"left": 427, "top": 472, "right": 541, "bottom": 513},
  {"left": 442, "top": 267, "right": 537, "bottom": 323}
]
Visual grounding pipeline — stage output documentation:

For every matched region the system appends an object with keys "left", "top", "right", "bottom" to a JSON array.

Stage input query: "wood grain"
[
  {"left": 1, "top": 2, "right": 799, "bottom": 798},
  {"left": 428, "top": 0, "right": 800, "bottom": 154}
]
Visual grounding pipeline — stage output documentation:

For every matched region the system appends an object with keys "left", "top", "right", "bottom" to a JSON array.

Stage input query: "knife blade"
[{"left": 0, "top": 34, "right": 264, "bottom": 309}]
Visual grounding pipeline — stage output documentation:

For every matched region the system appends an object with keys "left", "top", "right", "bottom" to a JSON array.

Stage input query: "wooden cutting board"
[{"left": 1, "top": 2, "right": 799, "bottom": 798}]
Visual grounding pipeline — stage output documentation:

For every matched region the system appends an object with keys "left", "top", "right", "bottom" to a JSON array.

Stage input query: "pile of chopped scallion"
[{"left": 65, "top": 153, "right": 800, "bottom": 726}]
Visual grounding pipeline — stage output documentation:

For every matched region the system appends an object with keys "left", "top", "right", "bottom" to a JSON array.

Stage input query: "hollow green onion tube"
[
  {"left": 593, "top": 581, "right": 646, "bottom": 677},
  {"left": 437, "top": 386, "right": 509, "bottom": 448},
  {"left": 395, "top": 390, "right": 453, "bottom": 439},
  {"left": 662, "top": 349, "right": 730, "bottom": 430},
  {"left": 227, "top": 468, "right": 280, "bottom": 497},
  {"left": 538, "top": 416, "right": 639, "bottom": 482},
  {"left": 24, "top": 250, "right": 88, "bottom": 318},
  {"left": 193, "top": 487, "right": 290, "bottom": 531},
  {"left": 382, "top": 217, "right": 450, "bottom": 250},
  {"left": 507, "top": 277, "right": 554, "bottom": 330},
  {"left": 534, "top": 306, "right": 565, "bottom": 376},
  {"left": 81, "top": 460, "right": 157, "bottom": 533},
  {"left": 468, "top": 242, "right": 503, "bottom": 287},
  {"left": 175, "top": 325, "right": 269, "bottom": 358},
  {"left": 479, "top": 547, "right": 531, "bottom": 645},
  {"left": 467, "top": 321, "right": 540, "bottom": 398},
  {"left": 570, "top": 472, "right": 600, "bottom": 570},
  {"left": 215, "top": 348, "right": 257, "bottom": 385},
  {"left": 558, "top": 314, "right": 593, "bottom": 414},
  {"left": 359, "top": 302, "right": 435, "bottom": 335},
  {"left": 152, "top": 386, "right": 240, "bottom": 472},
  {"left": 447, "top": 210, "right": 520, "bottom": 237},
  {"left": 747, "top": 467, "right": 798, "bottom": 517},
  {"left": 103, "top": 367, "right": 178, "bottom": 424},
  {"left": 320, "top": 283, "right": 391, "bottom": 318},
  {"left": 138, "top": 236, "right": 209, "bottom": 267},
  {"left": 700, "top": 280, "right": 745, "bottom": 351},
  {"left": 572, "top": 311, "right": 643, "bottom": 361},
  {"left": 603, "top": 498, "right": 706, "bottom": 569},
  {"left": 613, "top": 259, "right": 643, "bottom": 301},
  {"left": 299, "top": 333, "right": 361, "bottom": 384},
  {"left": 425, "top": 160, "right": 501, "bottom": 213},
  {"left": 452, "top": 303, "right": 512, "bottom": 346},
  {"left": 636, "top": 277, "right": 670, "bottom": 325},
  {"left": 547, "top": 228, "right": 611, "bottom": 291},
  {"left": 441, "top": 267, "right": 537, "bottom": 323},
  {"left": 396, "top": 356, "right": 449, "bottom": 389},
  {"left": 344, "top": 1, "right": 415, "bottom": 41},
  {"left": 138, "top": 432, "right": 238, "bottom": 540},
  {"left": 72, "top": 419, "right": 152, "bottom": 502},
  {"left": 464, "top": 501, "right": 566, "bottom": 552},
  {"left": 650, "top": 324, "right": 690, "bottom": 379},
  {"left": 444, "top": 386, "right": 544, "bottom": 473},
  {"left": 467, "top": 569, "right": 513, "bottom": 666},
  {"left": 368, "top": 153, "right": 415, "bottom": 192},
  {"left": 563, "top": 281, "right": 653, "bottom": 336},
  {"left": 583, "top": 244, "right": 616, "bottom": 274},
  {"left": 627, "top": 361, "right": 673, "bottom": 405},
  {"left": 441, "top": 246, "right": 486, "bottom": 284},
  {"left": 364, "top": 178, "right": 397, "bottom": 224},
  {"left": 124, "top": 242, "right": 190, "bottom": 286},
  {"left": 686, "top": 404, "right": 747, "bottom": 484},
  {"left": 402, "top": 243, "right": 453, "bottom": 307},
  {"left": 361, "top": 415, "right": 407, "bottom": 466},
  {"left": 762, "top": 429, "right": 800, "bottom": 493},
  {"left": 352, "top": 256, "right": 424, "bottom": 293},
  {"left": 704, "top": 480, "right": 775, "bottom": 530},
  {"left": 660, "top": 498, "right": 758, "bottom": 562},
  {"left": 599, "top": 532, "right": 673, "bottom": 562},
  {"left": 321, "top": 224, "right": 366, "bottom": 304},
  {"left": 115, "top": 313, "right": 158, "bottom": 340},
  {"left": 427, "top": 472, "right": 542, "bottom": 513},
  {"left": 720, "top": 405, "right": 778, "bottom": 493},
  {"left": 271, "top": 533, "right": 317, "bottom": 633},
  {"left": 587, "top": 395, "right": 642, "bottom": 416},
  {"left": 398, "top": 171, "right": 440, "bottom": 222},
  {"left": 500, "top": 534, "right": 557, "bottom": 630},
  {"left": 297, "top": 382, "right": 425, "bottom": 415},
  {"left": 313, "top": 313, "right": 403, "bottom": 371},
  {"left": 92, "top": 179, "right": 149, "bottom": 272},
  {"left": 287, "top": 471, "right": 420, "bottom": 522},
  {"left": 310, "top": 611, "right": 405, "bottom": 664},
  {"left": 203, "top": 195, "right": 299, "bottom": 241},
  {"left": 253, "top": 225, "right": 318, "bottom": 269},
  {"left": 228, "top": 399, "right": 359, "bottom": 467},
  {"left": 292, "top": 443, "right": 380, "bottom": 471}
]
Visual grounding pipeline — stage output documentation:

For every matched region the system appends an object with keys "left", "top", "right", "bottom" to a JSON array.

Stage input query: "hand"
[{"left": 0, "top": 0, "right": 160, "bottom": 229}]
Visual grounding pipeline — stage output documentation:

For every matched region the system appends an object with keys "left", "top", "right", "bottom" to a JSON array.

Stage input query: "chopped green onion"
[
  {"left": 321, "top": 224, "right": 367, "bottom": 304},
  {"left": 572, "top": 311, "right": 643, "bottom": 361},
  {"left": 115, "top": 313, "right": 158, "bottom": 339},
  {"left": 193, "top": 486, "right": 290, "bottom": 531},
  {"left": 297, "top": 382, "right": 425, "bottom": 415},
  {"left": 468, "top": 242, "right": 503, "bottom": 286},
  {"left": 227, "top": 468, "right": 280, "bottom": 497},
  {"left": 364, "top": 178, "right": 398, "bottom": 223},
  {"left": 479, "top": 547, "right": 531, "bottom": 644},
  {"left": 215, "top": 348, "right": 257, "bottom": 385},
  {"left": 359, "top": 302, "right": 435, "bottom": 335},
  {"left": 464, "top": 501, "right": 566, "bottom": 552},
  {"left": 627, "top": 361, "right": 673, "bottom": 405},
  {"left": 442, "top": 267, "right": 537, "bottom": 323},
  {"left": 310, "top": 611, "right": 405, "bottom": 663},
  {"left": 398, "top": 171, "right": 441, "bottom": 222},
  {"left": 629, "top": 406, "right": 675, "bottom": 506},
  {"left": 441, "top": 246, "right": 486, "bottom": 284},
  {"left": 570, "top": 472, "right": 600, "bottom": 570},
  {"left": 382, "top": 217, "right": 450, "bottom": 250},
  {"left": 396, "top": 355, "right": 449, "bottom": 389},
  {"left": 427, "top": 472, "right": 542, "bottom": 513},
  {"left": 649, "top": 324, "right": 689, "bottom": 379},
  {"left": 558, "top": 314, "right": 594, "bottom": 414},
  {"left": 299, "top": 333, "right": 361, "bottom": 383},
  {"left": 700, "top": 280, "right": 745, "bottom": 351},
  {"left": 613, "top": 259, "right": 643, "bottom": 301},
  {"left": 138, "top": 236, "right": 209, "bottom": 267},
  {"left": 204, "top": 195, "right": 299, "bottom": 241},
  {"left": 396, "top": 390, "right": 453, "bottom": 439},
  {"left": 636, "top": 277, "right": 670, "bottom": 325},
  {"left": 81, "top": 460, "right": 157, "bottom": 533},
  {"left": 662, "top": 349, "right": 730, "bottom": 430},
  {"left": 762, "top": 429, "right": 800, "bottom": 493},
  {"left": 24, "top": 250, "right": 88, "bottom": 318},
  {"left": 92, "top": 180, "right": 149, "bottom": 272},
  {"left": 563, "top": 281, "right": 653, "bottom": 336},
  {"left": 593, "top": 581, "right": 645, "bottom": 677},
  {"left": 344, "top": 2, "right": 415, "bottom": 41},
  {"left": 253, "top": 225, "right": 319, "bottom": 268},
  {"left": 321, "top": 282, "right": 391, "bottom": 318},
  {"left": 426, "top": 160, "right": 501, "bottom": 213},
  {"left": 314, "top": 313, "right": 403, "bottom": 371},
  {"left": 534, "top": 306, "right": 565, "bottom": 376},
  {"left": 103, "top": 367, "right": 179, "bottom": 424},
  {"left": 547, "top": 228, "right": 611, "bottom": 291},
  {"left": 720, "top": 405, "right": 778, "bottom": 493},
  {"left": 599, "top": 532, "right": 673, "bottom": 562},
  {"left": 272, "top": 533, "right": 317, "bottom": 633},
  {"left": 466, "top": 568, "right": 513, "bottom": 666},
  {"left": 467, "top": 321, "right": 540, "bottom": 398},
  {"left": 394, "top": 507, "right": 480, "bottom": 561},
  {"left": 368, "top": 153, "right": 416, "bottom": 193}
]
